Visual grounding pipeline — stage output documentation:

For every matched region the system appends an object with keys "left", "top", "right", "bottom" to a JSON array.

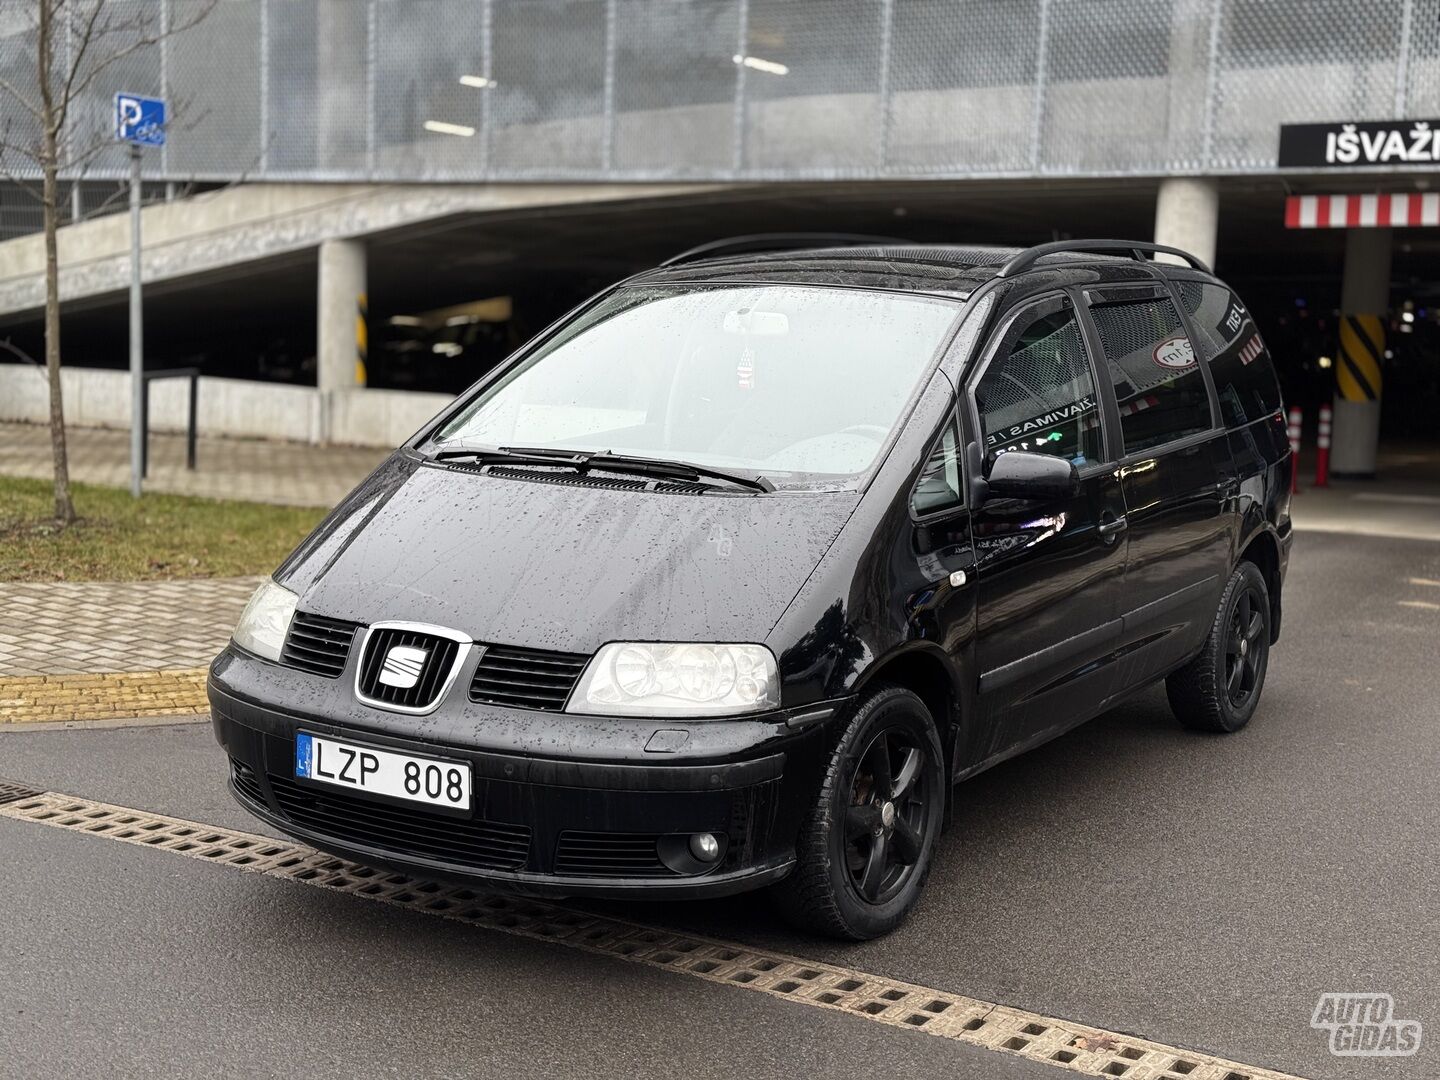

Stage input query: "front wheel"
[
  {"left": 1166, "top": 561, "right": 1272, "bottom": 733},
  {"left": 773, "top": 686, "right": 945, "bottom": 940}
]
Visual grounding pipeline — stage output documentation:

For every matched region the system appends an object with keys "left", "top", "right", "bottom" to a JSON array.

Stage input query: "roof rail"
[
  {"left": 660, "top": 232, "right": 910, "bottom": 268},
  {"left": 996, "top": 239, "right": 1211, "bottom": 278}
]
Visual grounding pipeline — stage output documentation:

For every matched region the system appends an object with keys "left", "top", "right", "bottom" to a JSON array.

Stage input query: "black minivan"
[{"left": 211, "top": 239, "right": 1292, "bottom": 939}]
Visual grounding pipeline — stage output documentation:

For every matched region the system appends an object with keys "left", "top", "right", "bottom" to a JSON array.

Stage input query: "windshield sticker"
[
  {"left": 1152, "top": 335, "right": 1196, "bottom": 370},
  {"left": 985, "top": 395, "right": 1096, "bottom": 448},
  {"left": 737, "top": 346, "right": 755, "bottom": 390}
]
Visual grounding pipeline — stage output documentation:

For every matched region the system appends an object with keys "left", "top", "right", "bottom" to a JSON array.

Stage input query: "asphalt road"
[{"left": 3, "top": 529, "right": 1438, "bottom": 1080}]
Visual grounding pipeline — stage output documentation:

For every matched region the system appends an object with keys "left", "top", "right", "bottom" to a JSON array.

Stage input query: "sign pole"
[
  {"left": 116, "top": 91, "right": 163, "bottom": 498},
  {"left": 128, "top": 142, "right": 144, "bottom": 499}
]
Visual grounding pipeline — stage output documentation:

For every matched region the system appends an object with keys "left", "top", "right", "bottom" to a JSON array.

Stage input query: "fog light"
[{"left": 689, "top": 832, "right": 721, "bottom": 863}]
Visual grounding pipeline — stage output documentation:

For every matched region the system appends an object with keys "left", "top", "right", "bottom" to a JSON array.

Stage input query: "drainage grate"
[
  {"left": 0, "top": 779, "right": 43, "bottom": 805},
  {"left": 0, "top": 790, "right": 1304, "bottom": 1080}
]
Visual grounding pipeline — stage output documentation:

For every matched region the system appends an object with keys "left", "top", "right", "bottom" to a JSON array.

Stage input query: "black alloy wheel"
[
  {"left": 842, "top": 725, "right": 932, "bottom": 905},
  {"left": 1167, "top": 560, "right": 1272, "bottom": 733},
  {"left": 774, "top": 685, "right": 945, "bottom": 940},
  {"left": 1224, "top": 582, "right": 1268, "bottom": 709}
]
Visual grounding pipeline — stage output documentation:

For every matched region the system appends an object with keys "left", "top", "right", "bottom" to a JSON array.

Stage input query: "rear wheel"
[
  {"left": 1166, "top": 561, "right": 1271, "bottom": 733},
  {"left": 773, "top": 686, "right": 945, "bottom": 940}
]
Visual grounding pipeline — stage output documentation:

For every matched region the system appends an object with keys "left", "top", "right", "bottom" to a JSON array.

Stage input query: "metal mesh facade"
[{"left": 1, "top": 0, "right": 1437, "bottom": 183}]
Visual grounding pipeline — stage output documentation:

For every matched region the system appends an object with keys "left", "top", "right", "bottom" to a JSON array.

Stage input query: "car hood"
[{"left": 282, "top": 456, "right": 858, "bottom": 653}]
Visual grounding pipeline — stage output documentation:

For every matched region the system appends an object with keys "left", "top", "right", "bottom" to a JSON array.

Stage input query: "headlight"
[
  {"left": 232, "top": 579, "right": 299, "bottom": 662},
  {"left": 569, "top": 642, "right": 778, "bottom": 718}
]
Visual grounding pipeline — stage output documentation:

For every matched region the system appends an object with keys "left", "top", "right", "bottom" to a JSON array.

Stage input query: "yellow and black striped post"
[
  {"left": 356, "top": 291, "right": 369, "bottom": 386},
  {"left": 1331, "top": 230, "right": 1390, "bottom": 479},
  {"left": 1331, "top": 311, "right": 1384, "bottom": 477},
  {"left": 1337, "top": 314, "right": 1383, "bottom": 405}
]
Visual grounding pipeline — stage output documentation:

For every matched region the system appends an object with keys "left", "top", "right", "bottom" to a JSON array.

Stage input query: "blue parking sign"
[{"left": 114, "top": 93, "right": 166, "bottom": 146}]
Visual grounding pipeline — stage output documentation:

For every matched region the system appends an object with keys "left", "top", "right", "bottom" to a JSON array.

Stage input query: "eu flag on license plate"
[{"left": 295, "top": 732, "right": 313, "bottom": 778}]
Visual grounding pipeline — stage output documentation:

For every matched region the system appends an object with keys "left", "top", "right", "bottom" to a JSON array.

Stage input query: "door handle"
[{"left": 1097, "top": 515, "right": 1129, "bottom": 539}]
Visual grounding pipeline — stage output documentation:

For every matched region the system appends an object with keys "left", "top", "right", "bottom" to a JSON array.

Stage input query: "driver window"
[{"left": 975, "top": 305, "right": 1103, "bottom": 467}]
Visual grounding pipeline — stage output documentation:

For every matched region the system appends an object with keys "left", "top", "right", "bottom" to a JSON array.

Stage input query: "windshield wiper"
[
  {"left": 497, "top": 445, "right": 774, "bottom": 493},
  {"left": 432, "top": 443, "right": 773, "bottom": 493},
  {"left": 432, "top": 446, "right": 587, "bottom": 469}
]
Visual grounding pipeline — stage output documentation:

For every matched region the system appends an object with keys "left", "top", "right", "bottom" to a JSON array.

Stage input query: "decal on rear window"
[{"left": 1152, "top": 335, "right": 1196, "bottom": 370}]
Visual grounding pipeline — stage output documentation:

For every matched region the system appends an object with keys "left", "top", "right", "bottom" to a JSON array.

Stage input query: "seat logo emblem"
[{"left": 378, "top": 645, "right": 428, "bottom": 689}]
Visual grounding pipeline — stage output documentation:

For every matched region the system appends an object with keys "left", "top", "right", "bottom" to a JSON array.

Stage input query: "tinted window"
[
  {"left": 975, "top": 307, "right": 1103, "bottom": 467},
  {"left": 911, "top": 415, "right": 962, "bottom": 516},
  {"left": 1176, "top": 281, "right": 1283, "bottom": 427},
  {"left": 1089, "top": 297, "right": 1211, "bottom": 455}
]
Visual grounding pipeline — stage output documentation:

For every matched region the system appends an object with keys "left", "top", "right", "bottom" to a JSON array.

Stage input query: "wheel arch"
[
  {"left": 1237, "top": 526, "right": 1283, "bottom": 643},
  {"left": 850, "top": 643, "right": 966, "bottom": 783}
]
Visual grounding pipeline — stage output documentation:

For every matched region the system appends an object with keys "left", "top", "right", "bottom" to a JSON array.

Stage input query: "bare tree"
[{"left": 0, "top": 0, "right": 212, "bottom": 524}]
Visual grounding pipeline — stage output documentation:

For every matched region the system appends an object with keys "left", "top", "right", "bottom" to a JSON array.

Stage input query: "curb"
[{"left": 0, "top": 668, "right": 209, "bottom": 724}]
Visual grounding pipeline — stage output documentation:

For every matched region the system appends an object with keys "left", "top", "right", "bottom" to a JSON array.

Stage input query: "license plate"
[{"left": 294, "top": 732, "right": 472, "bottom": 811}]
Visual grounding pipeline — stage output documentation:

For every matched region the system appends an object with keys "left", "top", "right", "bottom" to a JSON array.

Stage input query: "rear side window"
[
  {"left": 1176, "top": 281, "right": 1283, "bottom": 427},
  {"left": 1089, "top": 297, "right": 1212, "bottom": 455},
  {"left": 974, "top": 306, "right": 1103, "bottom": 467}
]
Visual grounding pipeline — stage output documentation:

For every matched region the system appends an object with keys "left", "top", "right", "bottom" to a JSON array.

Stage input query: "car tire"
[
  {"left": 1166, "top": 561, "right": 1271, "bottom": 733},
  {"left": 773, "top": 685, "right": 946, "bottom": 941}
]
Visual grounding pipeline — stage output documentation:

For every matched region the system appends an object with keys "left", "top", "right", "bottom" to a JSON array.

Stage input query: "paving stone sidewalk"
[
  {"left": 1, "top": 422, "right": 381, "bottom": 719},
  {"left": 0, "top": 421, "right": 385, "bottom": 508},
  {"left": 0, "top": 576, "right": 261, "bottom": 723},
  {"left": 0, "top": 577, "right": 262, "bottom": 676}
]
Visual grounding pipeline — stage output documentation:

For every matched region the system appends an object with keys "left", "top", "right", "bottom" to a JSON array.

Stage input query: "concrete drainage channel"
[{"left": 0, "top": 785, "right": 1307, "bottom": 1080}]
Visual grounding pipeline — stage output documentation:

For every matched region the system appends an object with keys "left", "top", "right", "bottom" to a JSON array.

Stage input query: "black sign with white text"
[{"left": 1279, "top": 119, "right": 1440, "bottom": 168}]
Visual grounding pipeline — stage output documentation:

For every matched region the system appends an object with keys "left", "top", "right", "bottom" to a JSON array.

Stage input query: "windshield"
[{"left": 432, "top": 284, "right": 959, "bottom": 490}]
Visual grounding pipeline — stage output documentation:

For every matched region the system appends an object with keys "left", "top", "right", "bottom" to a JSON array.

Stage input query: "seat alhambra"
[{"left": 212, "top": 238, "right": 1291, "bottom": 939}]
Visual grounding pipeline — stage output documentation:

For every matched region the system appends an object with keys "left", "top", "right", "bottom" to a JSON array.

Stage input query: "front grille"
[
  {"left": 267, "top": 773, "right": 531, "bottom": 871},
  {"left": 469, "top": 644, "right": 589, "bottom": 711},
  {"left": 280, "top": 612, "right": 360, "bottom": 678},
  {"left": 356, "top": 627, "right": 463, "bottom": 710},
  {"left": 230, "top": 758, "right": 266, "bottom": 805},
  {"left": 553, "top": 831, "right": 672, "bottom": 878}
]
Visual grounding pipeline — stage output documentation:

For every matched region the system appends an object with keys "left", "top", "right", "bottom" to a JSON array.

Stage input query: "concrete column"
[
  {"left": 317, "top": 237, "right": 367, "bottom": 443},
  {"left": 1153, "top": 177, "right": 1219, "bottom": 269},
  {"left": 1331, "top": 228, "right": 1391, "bottom": 478}
]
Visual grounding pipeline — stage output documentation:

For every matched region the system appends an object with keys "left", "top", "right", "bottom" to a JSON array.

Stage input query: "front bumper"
[{"left": 209, "top": 648, "right": 840, "bottom": 900}]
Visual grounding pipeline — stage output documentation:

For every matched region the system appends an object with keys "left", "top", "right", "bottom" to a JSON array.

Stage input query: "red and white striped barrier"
[
  {"left": 1119, "top": 394, "right": 1160, "bottom": 416},
  {"left": 1287, "top": 406, "right": 1303, "bottom": 494},
  {"left": 1285, "top": 192, "right": 1440, "bottom": 229},
  {"left": 1315, "top": 405, "right": 1332, "bottom": 488}
]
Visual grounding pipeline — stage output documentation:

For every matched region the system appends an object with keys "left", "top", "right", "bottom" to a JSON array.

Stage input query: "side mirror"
[{"left": 985, "top": 450, "right": 1079, "bottom": 502}]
